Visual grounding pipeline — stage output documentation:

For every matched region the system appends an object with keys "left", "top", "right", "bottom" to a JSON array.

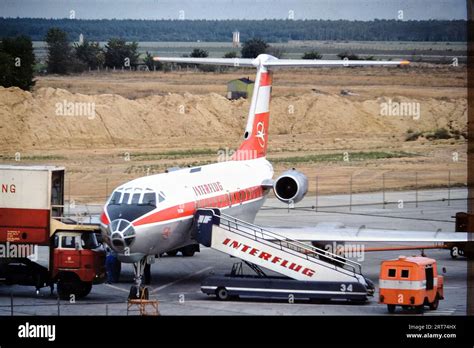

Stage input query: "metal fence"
[
  {"left": 61, "top": 169, "right": 467, "bottom": 219},
  {"left": 0, "top": 292, "right": 144, "bottom": 316}
]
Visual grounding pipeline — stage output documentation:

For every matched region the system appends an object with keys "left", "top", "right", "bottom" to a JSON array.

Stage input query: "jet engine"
[{"left": 273, "top": 169, "right": 308, "bottom": 204}]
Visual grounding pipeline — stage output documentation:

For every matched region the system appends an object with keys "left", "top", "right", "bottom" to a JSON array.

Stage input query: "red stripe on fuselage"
[
  {"left": 100, "top": 212, "right": 110, "bottom": 225},
  {"left": 132, "top": 185, "right": 265, "bottom": 227}
]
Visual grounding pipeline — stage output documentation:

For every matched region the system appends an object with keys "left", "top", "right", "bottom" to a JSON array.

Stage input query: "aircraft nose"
[{"left": 106, "top": 219, "right": 136, "bottom": 252}]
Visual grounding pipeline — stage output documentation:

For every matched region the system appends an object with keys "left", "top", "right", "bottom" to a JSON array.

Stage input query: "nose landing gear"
[{"left": 129, "top": 258, "right": 150, "bottom": 300}]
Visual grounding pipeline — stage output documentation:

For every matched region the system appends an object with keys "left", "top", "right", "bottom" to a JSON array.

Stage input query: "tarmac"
[{"left": 0, "top": 188, "right": 469, "bottom": 316}]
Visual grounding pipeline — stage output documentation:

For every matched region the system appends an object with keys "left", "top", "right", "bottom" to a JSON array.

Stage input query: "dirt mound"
[{"left": 0, "top": 86, "right": 466, "bottom": 151}]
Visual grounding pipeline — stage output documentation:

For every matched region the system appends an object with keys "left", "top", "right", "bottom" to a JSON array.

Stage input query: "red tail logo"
[{"left": 232, "top": 71, "right": 272, "bottom": 161}]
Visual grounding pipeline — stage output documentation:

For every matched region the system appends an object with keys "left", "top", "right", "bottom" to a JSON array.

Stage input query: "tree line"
[
  {"left": 0, "top": 30, "right": 145, "bottom": 90},
  {"left": 0, "top": 31, "right": 322, "bottom": 90},
  {"left": 0, "top": 18, "right": 467, "bottom": 42},
  {"left": 46, "top": 33, "right": 305, "bottom": 73},
  {"left": 0, "top": 16, "right": 462, "bottom": 91}
]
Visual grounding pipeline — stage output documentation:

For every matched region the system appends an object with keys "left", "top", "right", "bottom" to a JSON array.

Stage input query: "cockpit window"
[
  {"left": 142, "top": 192, "right": 156, "bottom": 206},
  {"left": 158, "top": 191, "right": 166, "bottom": 203},
  {"left": 106, "top": 188, "right": 160, "bottom": 222},
  {"left": 121, "top": 193, "right": 130, "bottom": 204},
  {"left": 109, "top": 191, "right": 121, "bottom": 205},
  {"left": 131, "top": 193, "right": 140, "bottom": 204},
  {"left": 111, "top": 219, "right": 120, "bottom": 231}
]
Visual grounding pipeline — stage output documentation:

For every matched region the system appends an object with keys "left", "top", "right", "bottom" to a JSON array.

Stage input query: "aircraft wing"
[{"left": 264, "top": 222, "right": 470, "bottom": 243}]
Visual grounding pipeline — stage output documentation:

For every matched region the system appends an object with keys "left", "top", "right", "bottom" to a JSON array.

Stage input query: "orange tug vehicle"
[
  {"left": 379, "top": 256, "right": 444, "bottom": 313},
  {"left": 0, "top": 165, "right": 106, "bottom": 299}
]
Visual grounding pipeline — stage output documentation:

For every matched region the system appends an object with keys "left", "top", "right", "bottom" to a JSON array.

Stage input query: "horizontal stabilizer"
[{"left": 154, "top": 54, "right": 409, "bottom": 69}]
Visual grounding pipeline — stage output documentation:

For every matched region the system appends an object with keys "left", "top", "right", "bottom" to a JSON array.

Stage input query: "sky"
[{"left": 0, "top": 0, "right": 468, "bottom": 20}]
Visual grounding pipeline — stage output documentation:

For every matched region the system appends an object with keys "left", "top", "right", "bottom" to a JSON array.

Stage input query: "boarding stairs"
[{"left": 194, "top": 209, "right": 370, "bottom": 286}]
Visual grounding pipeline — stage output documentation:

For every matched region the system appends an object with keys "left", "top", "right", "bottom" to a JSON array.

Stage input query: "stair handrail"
[{"left": 204, "top": 209, "right": 362, "bottom": 275}]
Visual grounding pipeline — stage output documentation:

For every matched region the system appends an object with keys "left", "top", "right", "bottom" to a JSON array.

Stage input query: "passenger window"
[
  {"left": 401, "top": 270, "right": 409, "bottom": 278},
  {"left": 388, "top": 269, "right": 396, "bottom": 277}
]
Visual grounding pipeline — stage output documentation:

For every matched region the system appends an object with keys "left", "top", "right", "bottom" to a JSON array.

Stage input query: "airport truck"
[
  {"left": 0, "top": 165, "right": 106, "bottom": 299},
  {"left": 379, "top": 256, "right": 444, "bottom": 313}
]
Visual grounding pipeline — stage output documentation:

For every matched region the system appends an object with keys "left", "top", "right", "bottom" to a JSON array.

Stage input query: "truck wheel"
[
  {"left": 77, "top": 282, "right": 92, "bottom": 298},
  {"left": 181, "top": 245, "right": 195, "bottom": 257},
  {"left": 429, "top": 294, "right": 440, "bottom": 310},
  {"left": 57, "top": 276, "right": 81, "bottom": 300},
  {"left": 387, "top": 304, "right": 396, "bottom": 313},
  {"left": 216, "top": 287, "right": 229, "bottom": 301}
]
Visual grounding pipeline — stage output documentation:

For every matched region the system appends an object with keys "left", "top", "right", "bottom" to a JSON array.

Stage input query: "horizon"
[
  {"left": 0, "top": 0, "right": 467, "bottom": 21},
  {"left": 1, "top": 17, "right": 467, "bottom": 21}
]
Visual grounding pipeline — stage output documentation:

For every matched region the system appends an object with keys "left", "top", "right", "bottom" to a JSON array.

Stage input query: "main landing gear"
[{"left": 129, "top": 257, "right": 150, "bottom": 300}]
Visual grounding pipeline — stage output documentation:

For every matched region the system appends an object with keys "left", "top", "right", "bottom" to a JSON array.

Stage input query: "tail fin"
[
  {"left": 232, "top": 68, "right": 272, "bottom": 161},
  {"left": 153, "top": 54, "right": 409, "bottom": 161}
]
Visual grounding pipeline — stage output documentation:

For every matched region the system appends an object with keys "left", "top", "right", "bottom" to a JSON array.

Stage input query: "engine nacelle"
[{"left": 273, "top": 169, "right": 308, "bottom": 204}]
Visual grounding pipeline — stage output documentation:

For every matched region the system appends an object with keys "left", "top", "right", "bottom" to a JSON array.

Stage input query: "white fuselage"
[{"left": 101, "top": 157, "right": 274, "bottom": 262}]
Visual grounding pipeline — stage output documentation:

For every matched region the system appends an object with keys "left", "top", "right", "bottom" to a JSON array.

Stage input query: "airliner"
[{"left": 100, "top": 54, "right": 467, "bottom": 296}]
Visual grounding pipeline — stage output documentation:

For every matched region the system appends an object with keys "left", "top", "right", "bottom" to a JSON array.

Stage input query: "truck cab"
[
  {"left": 52, "top": 229, "right": 106, "bottom": 299},
  {"left": 379, "top": 256, "right": 444, "bottom": 313},
  {"left": 0, "top": 165, "right": 106, "bottom": 299}
]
